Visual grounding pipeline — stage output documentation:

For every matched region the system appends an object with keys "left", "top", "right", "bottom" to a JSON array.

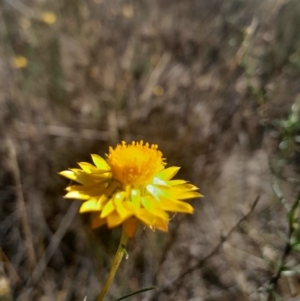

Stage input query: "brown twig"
[
  {"left": 6, "top": 138, "right": 36, "bottom": 272},
  {"left": 140, "top": 52, "right": 171, "bottom": 104},
  {"left": 153, "top": 217, "right": 182, "bottom": 284},
  {"left": 16, "top": 201, "right": 80, "bottom": 301},
  {"left": 152, "top": 196, "right": 260, "bottom": 300},
  {"left": 15, "top": 122, "right": 110, "bottom": 141},
  {"left": 0, "top": 248, "right": 22, "bottom": 287}
]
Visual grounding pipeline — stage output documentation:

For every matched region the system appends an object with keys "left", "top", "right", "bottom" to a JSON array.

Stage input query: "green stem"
[{"left": 98, "top": 228, "right": 129, "bottom": 301}]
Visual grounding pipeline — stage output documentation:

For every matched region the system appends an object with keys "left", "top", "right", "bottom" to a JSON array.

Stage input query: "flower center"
[{"left": 107, "top": 141, "right": 165, "bottom": 187}]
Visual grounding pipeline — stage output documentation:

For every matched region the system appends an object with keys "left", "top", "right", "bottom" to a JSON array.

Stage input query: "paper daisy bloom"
[{"left": 59, "top": 141, "right": 202, "bottom": 237}]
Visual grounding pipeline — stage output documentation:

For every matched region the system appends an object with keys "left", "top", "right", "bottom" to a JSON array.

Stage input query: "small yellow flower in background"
[
  {"left": 122, "top": 5, "right": 134, "bottom": 18},
  {"left": 60, "top": 141, "right": 202, "bottom": 237},
  {"left": 41, "top": 12, "right": 57, "bottom": 25},
  {"left": 153, "top": 85, "right": 164, "bottom": 97},
  {"left": 12, "top": 56, "right": 28, "bottom": 68}
]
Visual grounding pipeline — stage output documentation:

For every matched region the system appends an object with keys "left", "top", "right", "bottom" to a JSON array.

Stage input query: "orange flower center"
[{"left": 107, "top": 141, "right": 165, "bottom": 187}]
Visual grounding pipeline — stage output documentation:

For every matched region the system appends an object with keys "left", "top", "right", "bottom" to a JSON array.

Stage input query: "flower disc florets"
[
  {"left": 107, "top": 141, "right": 165, "bottom": 187},
  {"left": 59, "top": 141, "right": 202, "bottom": 237}
]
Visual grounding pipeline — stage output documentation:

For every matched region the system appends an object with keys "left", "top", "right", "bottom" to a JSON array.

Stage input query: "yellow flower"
[
  {"left": 41, "top": 12, "right": 57, "bottom": 25},
  {"left": 59, "top": 141, "right": 202, "bottom": 237},
  {"left": 12, "top": 56, "right": 28, "bottom": 68}
]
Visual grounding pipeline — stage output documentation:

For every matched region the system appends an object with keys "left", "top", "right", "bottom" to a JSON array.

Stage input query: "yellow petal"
[
  {"left": 174, "top": 183, "right": 200, "bottom": 191},
  {"left": 155, "top": 167, "right": 180, "bottom": 181},
  {"left": 146, "top": 184, "right": 169, "bottom": 200},
  {"left": 113, "top": 191, "right": 126, "bottom": 204},
  {"left": 59, "top": 170, "right": 77, "bottom": 180},
  {"left": 113, "top": 192, "right": 133, "bottom": 220},
  {"left": 79, "top": 199, "right": 102, "bottom": 213},
  {"left": 152, "top": 177, "right": 166, "bottom": 185},
  {"left": 122, "top": 201, "right": 134, "bottom": 212},
  {"left": 91, "top": 154, "right": 110, "bottom": 170},
  {"left": 174, "top": 190, "right": 202, "bottom": 200},
  {"left": 69, "top": 166, "right": 111, "bottom": 180},
  {"left": 141, "top": 196, "right": 169, "bottom": 220},
  {"left": 147, "top": 184, "right": 201, "bottom": 201},
  {"left": 103, "top": 181, "right": 119, "bottom": 198},
  {"left": 152, "top": 218, "right": 168, "bottom": 232},
  {"left": 137, "top": 209, "right": 168, "bottom": 231},
  {"left": 131, "top": 189, "right": 141, "bottom": 210},
  {"left": 123, "top": 217, "right": 139, "bottom": 237},
  {"left": 136, "top": 209, "right": 156, "bottom": 227},
  {"left": 112, "top": 202, "right": 133, "bottom": 224},
  {"left": 91, "top": 214, "right": 107, "bottom": 229},
  {"left": 78, "top": 162, "right": 98, "bottom": 173},
  {"left": 159, "top": 197, "right": 194, "bottom": 214},
  {"left": 69, "top": 168, "right": 82, "bottom": 173},
  {"left": 64, "top": 191, "right": 90, "bottom": 200},
  {"left": 153, "top": 179, "right": 189, "bottom": 187},
  {"left": 66, "top": 183, "right": 107, "bottom": 197},
  {"left": 59, "top": 170, "right": 97, "bottom": 185},
  {"left": 164, "top": 180, "right": 187, "bottom": 186},
  {"left": 107, "top": 211, "right": 122, "bottom": 228},
  {"left": 101, "top": 199, "right": 115, "bottom": 218},
  {"left": 116, "top": 205, "right": 132, "bottom": 221}
]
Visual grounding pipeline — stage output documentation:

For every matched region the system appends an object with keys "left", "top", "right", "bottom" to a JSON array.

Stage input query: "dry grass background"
[{"left": 1, "top": 0, "right": 300, "bottom": 300}]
